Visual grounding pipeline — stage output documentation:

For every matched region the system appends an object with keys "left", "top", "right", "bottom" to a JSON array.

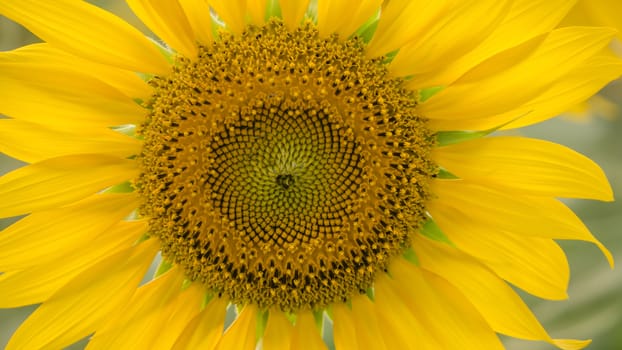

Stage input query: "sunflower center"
[{"left": 137, "top": 20, "right": 436, "bottom": 311}]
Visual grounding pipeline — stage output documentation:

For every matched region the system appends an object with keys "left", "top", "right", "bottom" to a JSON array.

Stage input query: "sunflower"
[{"left": 0, "top": 0, "right": 619, "bottom": 349}]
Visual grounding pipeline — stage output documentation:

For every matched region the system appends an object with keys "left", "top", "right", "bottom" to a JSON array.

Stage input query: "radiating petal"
[
  {"left": 0, "top": 119, "right": 140, "bottom": 164},
  {"left": 247, "top": 0, "right": 268, "bottom": 25},
  {"left": 148, "top": 284, "right": 205, "bottom": 350},
  {"left": 178, "top": 0, "right": 213, "bottom": 46},
  {"left": 388, "top": 259, "right": 504, "bottom": 350},
  {"left": 127, "top": 0, "right": 198, "bottom": 58},
  {"left": 421, "top": 27, "right": 615, "bottom": 123},
  {"left": 6, "top": 239, "right": 159, "bottom": 350},
  {"left": 413, "top": 236, "right": 590, "bottom": 350},
  {"left": 89, "top": 269, "right": 204, "bottom": 350},
  {"left": 562, "top": 0, "right": 622, "bottom": 41},
  {"left": 349, "top": 295, "right": 388, "bottom": 350},
  {"left": 290, "top": 311, "right": 327, "bottom": 350},
  {"left": 446, "top": 225, "right": 569, "bottom": 300},
  {"left": 317, "top": 0, "right": 382, "bottom": 38},
  {"left": 215, "top": 305, "right": 258, "bottom": 350},
  {"left": 433, "top": 136, "right": 613, "bottom": 200},
  {"left": 0, "top": 193, "right": 138, "bottom": 271},
  {"left": 366, "top": 0, "right": 449, "bottom": 57},
  {"left": 0, "top": 43, "right": 152, "bottom": 100},
  {"left": 390, "top": 0, "right": 511, "bottom": 77},
  {"left": 86, "top": 267, "right": 185, "bottom": 349},
  {"left": 409, "top": 0, "right": 579, "bottom": 87},
  {"left": 0, "top": 0, "right": 169, "bottom": 74},
  {"left": 171, "top": 297, "right": 228, "bottom": 350},
  {"left": 374, "top": 274, "right": 441, "bottom": 350},
  {"left": 448, "top": 54, "right": 622, "bottom": 130},
  {"left": 280, "top": 0, "right": 310, "bottom": 30},
  {"left": 0, "top": 220, "right": 145, "bottom": 307},
  {"left": 210, "top": 0, "right": 247, "bottom": 34},
  {"left": 0, "top": 155, "right": 137, "bottom": 218},
  {"left": 332, "top": 303, "right": 359, "bottom": 349},
  {"left": 429, "top": 180, "right": 613, "bottom": 267},
  {"left": 0, "top": 78, "right": 145, "bottom": 129},
  {"left": 262, "top": 310, "right": 294, "bottom": 350}
]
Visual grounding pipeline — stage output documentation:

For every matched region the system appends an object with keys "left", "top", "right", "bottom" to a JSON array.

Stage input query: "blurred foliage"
[{"left": 0, "top": 1, "right": 621, "bottom": 349}]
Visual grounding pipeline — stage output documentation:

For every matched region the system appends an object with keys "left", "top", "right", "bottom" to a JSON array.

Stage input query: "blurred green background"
[{"left": 0, "top": 1, "right": 620, "bottom": 349}]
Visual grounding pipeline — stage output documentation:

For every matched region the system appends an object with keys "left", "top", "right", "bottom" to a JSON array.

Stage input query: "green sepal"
[
  {"left": 181, "top": 279, "right": 192, "bottom": 290},
  {"left": 284, "top": 311, "right": 297, "bottom": 324},
  {"left": 354, "top": 12, "right": 380, "bottom": 43},
  {"left": 306, "top": 1, "right": 318, "bottom": 23},
  {"left": 265, "top": 0, "right": 282, "bottom": 20},
  {"left": 382, "top": 49, "right": 399, "bottom": 64},
  {"left": 202, "top": 293, "right": 214, "bottom": 309},
  {"left": 154, "top": 259, "right": 174, "bottom": 278},
  {"left": 419, "top": 86, "right": 444, "bottom": 103},
  {"left": 365, "top": 287, "right": 375, "bottom": 302},
  {"left": 112, "top": 124, "right": 136, "bottom": 137},
  {"left": 103, "top": 181, "right": 134, "bottom": 193},
  {"left": 313, "top": 310, "right": 325, "bottom": 330},
  {"left": 436, "top": 167, "right": 459, "bottom": 179},
  {"left": 436, "top": 129, "right": 493, "bottom": 147},
  {"left": 148, "top": 36, "right": 175, "bottom": 64},
  {"left": 256, "top": 309, "right": 269, "bottom": 341},
  {"left": 402, "top": 247, "right": 419, "bottom": 266},
  {"left": 420, "top": 219, "right": 454, "bottom": 246},
  {"left": 436, "top": 116, "right": 525, "bottom": 147}
]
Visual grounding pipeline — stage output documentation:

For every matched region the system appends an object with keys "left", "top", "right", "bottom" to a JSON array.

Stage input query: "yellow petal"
[
  {"left": 429, "top": 180, "right": 613, "bottom": 267},
  {"left": 332, "top": 303, "right": 359, "bottom": 349},
  {"left": 413, "top": 236, "right": 590, "bottom": 349},
  {"left": 247, "top": 0, "right": 269, "bottom": 25},
  {"left": 0, "top": 220, "right": 146, "bottom": 308},
  {"left": 350, "top": 295, "right": 388, "bottom": 350},
  {"left": 90, "top": 270, "right": 204, "bottom": 350},
  {"left": 422, "top": 27, "right": 616, "bottom": 123},
  {"left": 148, "top": 283, "right": 205, "bottom": 350},
  {"left": 0, "top": 155, "right": 137, "bottom": 218},
  {"left": 0, "top": 193, "right": 138, "bottom": 271},
  {"left": 317, "top": 0, "right": 382, "bottom": 38},
  {"left": 262, "top": 310, "right": 294, "bottom": 350},
  {"left": 373, "top": 274, "right": 441, "bottom": 350},
  {"left": 171, "top": 296, "right": 228, "bottom": 350},
  {"left": 433, "top": 136, "right": 613, "bottom": 200},
  {"left": 464, "top": 54, "right": 622, "bottom": 130},
  {"left": 563, "top": 0, "right": 622, "bottom": 41},
  {"left": 0, "top": 79, "right": 145, "bottom": 130},
  {"left": 388, "top": 259, "right": 505, "bottom": 350},
  {"left": 216, "top": 305, "right": 258, "bottom": 350},
  {"left": 280, "top": 0, "right": 310, "bottom": 30},
  {"left": 431, "top": 218, "right": 571, "bottom": 300},
  {"left": 127, "top": 0, "right": 198, "bottom": 58},
  {"left": 366, "top": 0, "right": 449, "bottom": 57},
  {"left": 0, "top": 119, "right": 140, "bottom": 164},
  {"left": 178, "top": 0, "right": 213, "bottom": 46},
  {"left": 0, "top": 0, "right": 169, "bottom": 74},
  {"left": 409, "top": 0, "right": 579, "bottom": 88},
  {"left": 0, "top": 43, "right": 152, "bottom": 100},
  {"left": 6, "top": 239, "right": 159, "bottom": 350},
  {"left": 290, "top": 310, "right": 327, "bottom": 350},
  {"left": 87, "top": 267, "right": 185, "bottom": 349},
  {"left": 390, "top": 0, "right": 511, "bottom": 77},
  {"left": 211, "top": 0, "right": 247, "bottom": 34}
]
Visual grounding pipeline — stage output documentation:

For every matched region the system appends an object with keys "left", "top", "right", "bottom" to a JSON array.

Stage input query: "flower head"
[{"left": 0, "top": 1, "right": 619, "bottom": 349}]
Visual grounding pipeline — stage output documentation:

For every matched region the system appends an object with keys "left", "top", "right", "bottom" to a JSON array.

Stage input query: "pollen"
[{"left": 137, "top": 20, "right": 436, "bottom": 311}]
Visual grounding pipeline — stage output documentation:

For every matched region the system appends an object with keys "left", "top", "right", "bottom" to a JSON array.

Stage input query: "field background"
[{"left": 1, "top": 2, "right": 620, "bottom": 349}]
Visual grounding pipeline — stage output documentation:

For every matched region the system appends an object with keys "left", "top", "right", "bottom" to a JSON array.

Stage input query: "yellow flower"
[{"left": 0, "top": 1, "right": 619, "bottom": 349}]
